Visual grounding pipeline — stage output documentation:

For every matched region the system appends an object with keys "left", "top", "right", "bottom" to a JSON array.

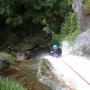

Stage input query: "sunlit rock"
[{"left": 72, "top": 29, "right": 90, "bottom": 56}]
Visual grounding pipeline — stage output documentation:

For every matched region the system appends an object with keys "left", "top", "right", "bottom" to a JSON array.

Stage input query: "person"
[{"left": 50, "top": 43, "right": 62, "bottom": 57}]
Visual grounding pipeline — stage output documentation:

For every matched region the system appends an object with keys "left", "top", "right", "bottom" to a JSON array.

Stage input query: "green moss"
[
  {"left": 0, "top": 76, "right": 26, "bottom": 90},
  {"left": 0, "top": 52, "right": 16, "bottom": 64}
]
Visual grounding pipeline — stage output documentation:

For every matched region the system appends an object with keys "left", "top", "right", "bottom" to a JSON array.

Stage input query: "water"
[
  {"left": 38, "top": 41, "right": 90, "bottom": 90},
  {"left": 2, "top": 59, "right": 52, "bottom": 90}
]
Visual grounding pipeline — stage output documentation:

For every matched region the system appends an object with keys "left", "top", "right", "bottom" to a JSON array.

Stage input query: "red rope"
[{"left": 62, "top": 60, "right": 90, "bottom": 86}]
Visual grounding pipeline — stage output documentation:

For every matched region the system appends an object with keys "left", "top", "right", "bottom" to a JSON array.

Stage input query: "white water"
[{"left": 44, "top": 41, "right": 90, "bottom": 90}]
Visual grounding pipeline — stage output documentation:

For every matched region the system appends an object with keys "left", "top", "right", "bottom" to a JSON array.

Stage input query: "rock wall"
[
  {"left": 72, "top": 0, "right": 90, "bottom": 32},
  {"left": 72, "top": 29, "right": 90, "bottom": 57}
]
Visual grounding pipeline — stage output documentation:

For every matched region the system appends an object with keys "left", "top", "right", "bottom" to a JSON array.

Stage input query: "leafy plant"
[
  {"left": 51, "top": 12, "right": 80, "bottom": 43},
  {"left": 60, "top": 12, "right": 80, "bottom": 41},
  {"left": 0, "top": 76, "right": 26, "bottom": 90},
  {"left": 0, "top": 0, "right": 78, "bottom": 47},
  {"left": 83, "top": 0, "right": 90, "bottom": 9},
  {"left": 64, "top": 29, "right": 80, "bottom": 43}
]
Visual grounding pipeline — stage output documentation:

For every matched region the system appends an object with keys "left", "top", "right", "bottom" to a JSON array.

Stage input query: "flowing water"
[
  {"left": 3, "top": 30, "right": 90, "bottom": 90},
  {"left": 3, "top": 40, "right": 90, "bottom": 90},
  {"left": 2, "top": 59, "right": 52, "bottom": 90},
  {"left": 38, "top": 41, "right": 90, "bottom": 90}
]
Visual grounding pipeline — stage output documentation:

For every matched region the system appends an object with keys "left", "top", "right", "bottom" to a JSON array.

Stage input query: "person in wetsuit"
[{"left": 50, "top": 44, "right": 62, "bottom": 57}]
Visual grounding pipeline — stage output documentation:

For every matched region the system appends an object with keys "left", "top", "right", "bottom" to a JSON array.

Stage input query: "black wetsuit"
[{"left": 51, "top": 48, "right": 62, "bottom": 57}]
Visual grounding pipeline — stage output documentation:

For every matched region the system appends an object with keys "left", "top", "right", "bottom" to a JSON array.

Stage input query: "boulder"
[{"left": 72, "top": 29, "right": 90, "bottom": 57}]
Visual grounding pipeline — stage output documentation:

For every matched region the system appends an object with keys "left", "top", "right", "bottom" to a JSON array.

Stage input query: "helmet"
[{"left": 52, "top": 44, "right": 59, "bottom": 49}]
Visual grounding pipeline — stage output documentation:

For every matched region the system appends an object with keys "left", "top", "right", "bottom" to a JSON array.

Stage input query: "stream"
[
  {"left": 2, "top": 30, "right": 90, "bottom": 90},
  {"left": 2, "top": 59, "right": 52, "bottom": 90}
]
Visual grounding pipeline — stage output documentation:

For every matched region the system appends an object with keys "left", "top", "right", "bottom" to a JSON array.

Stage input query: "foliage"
[
  {"left": 52, "top": 12, "right": 80, "bottom": 43},
  {"left": 52, "top": 32, "right": 61, "bottom": 43},
  {"left": 0, "top": 52, "right": 16, "bottom": 64},
  {"left": 0, "top": 0, "right": 71, "bottom": 30},
  {"left": 83, "top": 0, "right": 90, "bottom": 9},
  {"left": 67, "top": 0, "right": 72, "bottom": 5},
  {"left": 60, "top": 12, "right": 79, "bottom": 41},
  {"left": 0, "top": 76, "right": 26, "bottom": 90},
  {"left": 0, "top": 0, "right": 79, "bottom": 46},
  {"left": 64, "top": 29, "right": 80, "bottom": 42},
  {"left": 43, "top": 0, "right": 80, "bottom": 43}
]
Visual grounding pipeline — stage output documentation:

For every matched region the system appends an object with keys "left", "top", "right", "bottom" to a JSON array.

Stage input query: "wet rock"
[
  {"left": 0, "top": 59, "right": 5, "bottom": 70},
  {"left": 16, "top": 33, "right": 51, "bottom": 52},
  {"left": 16, "top": 52, "right": 26, "bottom": 62},
  {"left": 72, "top": 29, "right": 90, "bottom": 56},
  {"left": 37, "top": 59, "right": 67, "bottom": 90},
  {"left": 2, "top": 59, "right": 52, "bottom": 90},
  {"left": 0, "top": 59, "right": 9, "bottom": 73}
]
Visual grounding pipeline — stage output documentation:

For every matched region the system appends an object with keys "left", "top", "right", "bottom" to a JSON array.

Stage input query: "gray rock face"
[
  {"left": 72, "top": 29, "right": 90, "bottom": 56},
  {"left": 72, "top": 0, "right": 90, "bottom": 56},
  {"left": 72, "top": 0, "right": 90, "bottom": 32}
]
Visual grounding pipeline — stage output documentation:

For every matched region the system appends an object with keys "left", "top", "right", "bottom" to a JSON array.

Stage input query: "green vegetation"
[
  {"left": 83, "top": 0, "right": 90, "bottom": 9},
  {"left": 0, "top": 0, "right": 72, "bottom": 46},
  {"left": 0, "top": 76, "right": 26, "bottom": 90},
  {"left": 52, "top": 12, "right": 80, "bottom": 43},
  {"left": 60, "top": 12, "right": 80, "bottom": 42},
  {"left": 0, "top": 0, "right": 79, "bottom": 45},
  {"left": 0, "top": 52, "right": 16, "bottom": 64},
  {"left": 49, "top": 0, "right": 80, "bottom": 43},
  {"left": 64, "top": 29, "right": 80, "bottom": 42},
  {"left": 0, "top": 0, "right": 80, "bottom": 89}
]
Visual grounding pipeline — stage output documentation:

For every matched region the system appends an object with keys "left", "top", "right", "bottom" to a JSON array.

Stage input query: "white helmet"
[{"left": 52, "top": 44, "right": 58, "bottom": 49}]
